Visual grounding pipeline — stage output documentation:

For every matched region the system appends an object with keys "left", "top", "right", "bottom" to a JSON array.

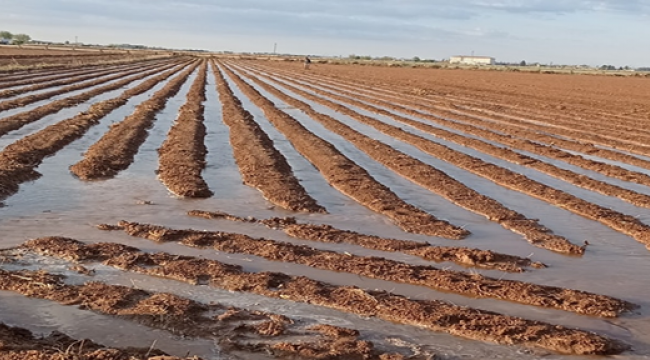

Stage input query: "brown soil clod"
[
  {"left": 13, "top": 236, "right": 632, "bottom": 355},
  {"left": 217, "top": 62, "right": 468, "bottom": 239},
  {"left": 211, "top": 61, "right": 326, "bottom": 213}
]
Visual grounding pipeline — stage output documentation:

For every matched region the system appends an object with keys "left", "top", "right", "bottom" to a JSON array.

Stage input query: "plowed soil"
[
  {"left": 187, "top": 209, "right": 546, "bottom": 272},
  {"left": 231, "top": 66, "right": 584, "bottom": 255},
  {"left": 0, "top": 60, "right": 184, "bottom": 138},
  {"left": 0, "top": 322, "right": 199, "bottom": 360},
  {"left": 11, "top": 237, "right": 628, "bottom": 355},
  {"left": 245, "top": 65, "right": 650, "bottom": 209},
  {"left": 0, "top": 259, "right": 420, "bottom": 360},
  {"left": 95, "top": 221, "right": 633, "bottom": 317},
  {"left": 69, "top": 61, "right": 200, "bottom": 179},
  {"left": 212, "top": 61, "right": 325, "bottom": 212},
  {"left": 220, "top": 64, "right": 468, "bottom": 239},
  {"left": 157, "top": 61, "right": 212, "bottom": 198},
  {"left": 0, "top": 62, "right": 189, "bottom": 202},
  {"left": 1, "top": 56, "right": 649, "bottom": 359}
]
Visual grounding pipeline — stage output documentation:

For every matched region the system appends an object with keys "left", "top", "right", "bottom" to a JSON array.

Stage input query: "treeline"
[{"left": 0, "top": 31, "right": 31, "bottom": 45}]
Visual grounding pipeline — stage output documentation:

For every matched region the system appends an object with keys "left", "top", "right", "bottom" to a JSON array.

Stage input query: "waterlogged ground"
[{"left": 1, "top": 59, "right": 650, "bottom": 359}]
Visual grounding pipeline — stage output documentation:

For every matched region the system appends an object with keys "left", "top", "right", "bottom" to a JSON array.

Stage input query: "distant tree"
[
  {"left": 520, "top": 60, "right": 527, "bottom": 66},
  {"left": 412, "top": 56, "right": 421, "bottom": 62},
  {"left": 0, "top": 31, "right": 12, "bottom": 39},
  {"left": 12, "top": 33, "right": 31, "bottom": 45}
]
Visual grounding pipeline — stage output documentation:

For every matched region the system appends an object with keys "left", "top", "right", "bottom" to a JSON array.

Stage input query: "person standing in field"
[{"left": 304, "top": 56, "right": 311, "bottom": 70}]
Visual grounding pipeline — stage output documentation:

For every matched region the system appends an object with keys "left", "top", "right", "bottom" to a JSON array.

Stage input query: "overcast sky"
[{"left": 1, "top": 0, "right": 648, "bottom": 66}]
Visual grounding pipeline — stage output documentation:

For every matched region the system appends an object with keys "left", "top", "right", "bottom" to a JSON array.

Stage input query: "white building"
[{"left": 449, "top": 56, "right": 495, "bottom": 66}]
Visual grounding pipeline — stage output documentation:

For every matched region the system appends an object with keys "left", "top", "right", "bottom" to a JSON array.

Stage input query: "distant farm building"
[{"left": 449, "top": 56, "right": 495, "bottom": 66}]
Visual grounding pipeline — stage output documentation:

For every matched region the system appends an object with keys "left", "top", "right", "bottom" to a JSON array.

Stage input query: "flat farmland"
[{"left": 1, "top": 56, "right": 650, "bottom": 360}]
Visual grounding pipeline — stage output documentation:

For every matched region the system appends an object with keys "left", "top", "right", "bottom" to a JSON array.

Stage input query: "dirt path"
[
  {"left": 219, "top": 63, "right": 468, "bottom": 239},
  {"left": 157, "top": 61, "right": 212, "bottom": 198},
  {"left": 14, "top": 236, "right": 626, "bottom": 355},
  {"left": 229, "top": 65, "right": 583, "bottom": 255},
  {"left": 188, "top": 209, "right": 545, "bottom": 272},
  {"left": 69, "top": 61, "right": 200, "bottom": 180},
  {"left": 212, "top": 62, "right": 325, "bottom": 212},
  {"left": 0, "top": 62, "right": 189, "bottom": 202}
]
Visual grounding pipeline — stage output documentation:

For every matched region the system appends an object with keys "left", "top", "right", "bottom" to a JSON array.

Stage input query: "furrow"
[
  {"left": 255, "top": 62, "right": 650, "bottom": 173},
  {"left": 18, "top": 236, "right": 627, "bottom": 355},
  {"left": 242, "top": 68, "right": 650, "bottom": 251},
  {"left": 0, "top": 262, "right": 404, "bottom": 360},
  {"left": 187, "top": 209, "right": 546, "bottom": 273},
  {"left": 244, "top": 66, "right": 650, "bottom": 210},
  {"left": 0, "top": 60, "right": 168, "bottom": 112},
  {"left": 249, "top": 64, "right": 650, "bottom": 189},
  {"left": 0, "top": 58, "right": 176, "bottom": 99},
  {"left": 263, "top": 61, "right": 649, "bottom": 143},
  {"left": 0, "top": 322, "right": 198, "bottom": 360},
  {"left": 212, "top": 61, "right": 325, "bottom": 213},
  {"left": 157, "top": 60, "right": 212, "bottom": 198},
  {"left": 102, "top": 220, "right": 634, "bottom": 317},
  {"left": 0, "top": 62, "right": 188, "bottom": 202},
  {"left": 218, "top": 63, "right": 468, "bottom": 239},
  {"left": 0, "top": 60, "right": 185, "bottom": 138},
  {"left": 0, "top": 56, "right": 177, "bottom": 85},
  {"left": 229, "top": 65, "right": 583, "bottom": 255},
  {"left": 69, "top": 61, "right": 200, "bottom": 180}
]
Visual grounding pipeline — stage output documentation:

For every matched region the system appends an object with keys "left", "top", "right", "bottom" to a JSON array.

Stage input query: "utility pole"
[{"left": 273, "top": 43, "right": 277, "bottom": 55}]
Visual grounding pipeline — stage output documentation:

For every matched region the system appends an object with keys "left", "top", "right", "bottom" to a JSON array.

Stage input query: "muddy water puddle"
[{"left": 2, "top": 66, "right": 650, "bottom": 359}]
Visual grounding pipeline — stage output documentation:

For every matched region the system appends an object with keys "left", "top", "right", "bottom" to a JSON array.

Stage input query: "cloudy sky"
[{"left": 1, "top": 0, "right": 648, "bottom": 66}]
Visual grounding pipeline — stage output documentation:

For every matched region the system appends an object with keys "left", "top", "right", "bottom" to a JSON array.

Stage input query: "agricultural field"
[
  {"left": 0, "top": 54, "right": 649, "bottom": 360},
  {"left": 0, "top": 46, "right": 173, "bottom": 70}
]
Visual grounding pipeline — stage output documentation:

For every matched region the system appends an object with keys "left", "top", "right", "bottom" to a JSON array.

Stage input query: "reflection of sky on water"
[{"left": 1, "top": 64, "right": 650, "bottom": 359}]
